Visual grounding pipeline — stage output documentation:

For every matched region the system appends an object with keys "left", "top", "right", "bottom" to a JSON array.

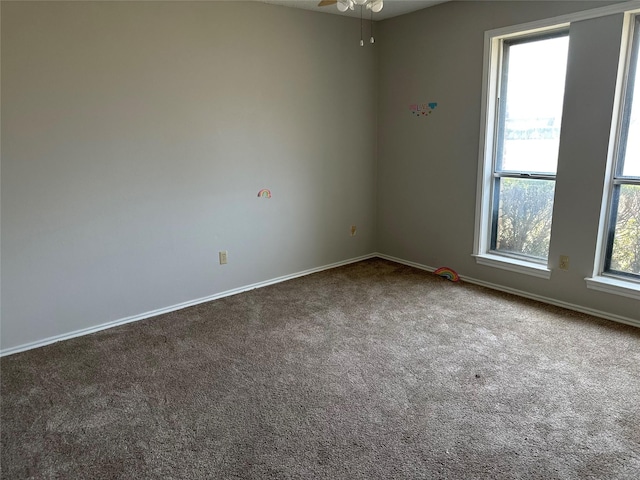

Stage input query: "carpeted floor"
[{"left": 1, "top": 258, "right": 639, "bottom": 479}]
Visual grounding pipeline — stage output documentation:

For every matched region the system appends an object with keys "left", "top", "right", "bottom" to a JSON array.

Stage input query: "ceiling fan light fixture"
[
  {"left": 326, "top": 0, "right": 382, "bottom": 45},
  {"left": 368, "top": 0, "right": 383, "bottom": 13},
  {"left": 336, "top": 0, "right": 351, "bottom": 12}
]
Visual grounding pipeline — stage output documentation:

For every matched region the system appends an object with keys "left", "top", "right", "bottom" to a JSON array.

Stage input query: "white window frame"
[
  {"left": 587, "top": 10, "right": 640, "bottom": 301},
  {"left": 473, "top": 21, "right": 569, "bottom": 280},
  {"left": 474, "top": 1, "right": 640, "bottom": 281}
]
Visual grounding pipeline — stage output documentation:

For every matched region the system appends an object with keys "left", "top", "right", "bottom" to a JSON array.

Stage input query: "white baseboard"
[
  {"left": 376, "top": 253, "right": 640, "bottom": 329},
  {"left": 4, "top": 252, "right": 636, "bottom": 357},
  {"left": 375, "top": 253, "right": 438, "bottom": 274},
  {"left": 0, "top": 253, "right": 378, "bottom": 357}
]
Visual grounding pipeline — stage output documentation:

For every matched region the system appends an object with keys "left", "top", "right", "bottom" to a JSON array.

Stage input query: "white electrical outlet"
[{"left": 219, "top": 251, "right": 228, "bottom": 265}]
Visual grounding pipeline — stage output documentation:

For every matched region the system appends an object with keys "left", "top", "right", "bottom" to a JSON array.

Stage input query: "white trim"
[
  {"left": 462, "top": 274, "right": 640, "bottom": 329},
  {"left": 376, "top": 254, "right": 640, "bottom": 329},
  {"left": 593, "top": 13, "right": 639, "bottom": 280},
  {"left": 375, "top": 253, "right": 437, "bottom": 273},
  {"left": 473, "top": 253, "right": 552, "bottom": 279},
  {"left": 485, "top": 1, "right": 640, "bottom": 40},
  {"left": 586, "top": 276, "right": 640, "bottom": 300},
  {"left": 474, "top": 1, "right": 640, "bottom": 274},
  {"left": 0, "top": 253, "right": 377, "bottom": 357},
  {"left": 473, "top": 21, "right": 497, "bottom": 256},
  {"left": 474, "top": 18, "right": 568, "bottom": 263},
  {"left": 3, "top": 253, "right": 636, "bottom": 357}
]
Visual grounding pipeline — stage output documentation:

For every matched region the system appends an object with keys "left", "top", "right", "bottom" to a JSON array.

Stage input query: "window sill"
[
  {"left": 473, "top": 253, "right": 551, "bottom": 279},
  {"left": 585, "top": 276, "right": 640, "bottom": 301}
]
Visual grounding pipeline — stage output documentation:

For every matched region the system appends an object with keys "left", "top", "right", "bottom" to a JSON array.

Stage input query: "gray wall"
[
  {"left": 1, "top": 1, "right": 377, "bottom": 350},
  {"left": 2, "top": 1, "right": 638, "bottom": 352},
  {"left": 377, "top": 1, "right": 638, "bottom": 321}
]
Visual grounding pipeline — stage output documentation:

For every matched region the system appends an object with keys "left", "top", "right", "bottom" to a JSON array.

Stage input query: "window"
[
  {"left": 596, "top": 15, "right": 640, "bottom": 287},
  {"left": 587, "top": 12, "right": 640, "bottom": 300},
  {"left": 475, "top": 26, "right": 569, "bottom": 278}
]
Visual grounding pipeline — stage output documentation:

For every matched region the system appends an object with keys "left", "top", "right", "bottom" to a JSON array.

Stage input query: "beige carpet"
[{"left": 2, "top": 258, "right": 639, "bottom": 479}]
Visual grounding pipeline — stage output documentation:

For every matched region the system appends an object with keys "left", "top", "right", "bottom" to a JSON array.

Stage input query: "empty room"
[{"left": 1, "top": 0, "right": 639, "bottom": 478}]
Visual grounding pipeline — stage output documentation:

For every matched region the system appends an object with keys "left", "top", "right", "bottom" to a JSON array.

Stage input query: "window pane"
[
  {"left": 493, "top": 178, "right": 555, "bottom": 260},
  {"left": 621, "top": 42, "right": 640, "bottom": 177},
  {"left": 498, "top": 36, "right": 569, "bottom": 174},
  {"left": 609, "top": 184, "right": 640, "bottom": 276}
]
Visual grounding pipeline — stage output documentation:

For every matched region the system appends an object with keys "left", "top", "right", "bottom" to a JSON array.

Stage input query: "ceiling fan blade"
[{"left": 318, "top": 0, "right": 338, "bottom": 6}]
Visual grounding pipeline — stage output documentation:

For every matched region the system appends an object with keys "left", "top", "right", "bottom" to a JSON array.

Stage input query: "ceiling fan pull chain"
[
  {"left": 370, "top": 7, "right": 374, "bottom": 44},
  {"left": 360, "top": 5, "right": 364, "bottom": 46}
]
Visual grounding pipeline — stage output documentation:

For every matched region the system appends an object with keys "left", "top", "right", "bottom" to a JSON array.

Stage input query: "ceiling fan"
[
  {"left": 318, "top": 0, "right": 384, "bottom": 13},
  {"left": 318, "top": 0, "right": 383, "bottom": 45}
]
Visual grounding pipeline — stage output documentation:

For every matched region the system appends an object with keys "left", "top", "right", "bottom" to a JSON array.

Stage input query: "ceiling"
[{"left": 259, "top": 0, "right": 448, "bottom": 20}]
